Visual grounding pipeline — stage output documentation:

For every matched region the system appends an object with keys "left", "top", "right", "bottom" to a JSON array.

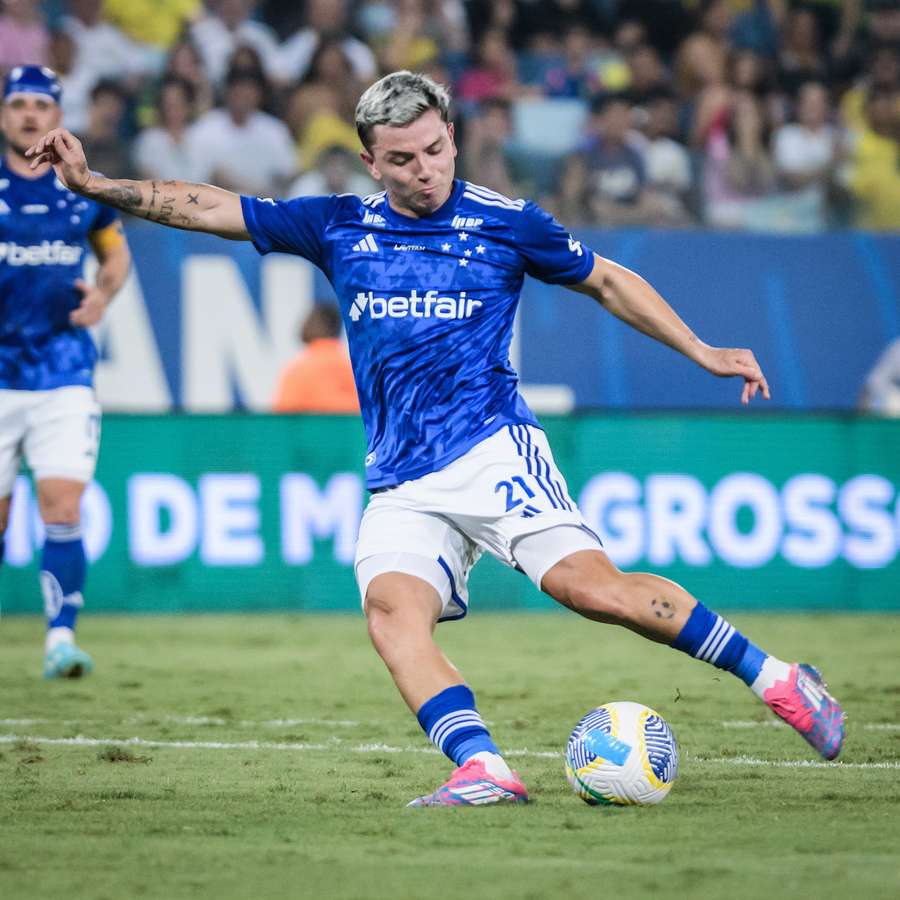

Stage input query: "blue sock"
[
  {"left": 671, "top": 602, "right": 768, "bottom": 686},
  {"left": 41, "top": 523, "right": 86, "bottom": 632},
  {"left": 416, "top": 685, "right": 500, "bottom": 766}
]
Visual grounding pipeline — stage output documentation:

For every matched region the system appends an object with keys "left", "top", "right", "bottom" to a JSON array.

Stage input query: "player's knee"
[
  {"left": 365, "top": 577, "right": 437, "bottom": 650},
  {"left": 38, "top": 497, "right": 81, "bottom": 525}
]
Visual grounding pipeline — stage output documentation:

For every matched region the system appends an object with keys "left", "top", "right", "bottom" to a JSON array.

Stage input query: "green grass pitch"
[{"left": 1, "top": 612, "right": 898, "bottom": 900}]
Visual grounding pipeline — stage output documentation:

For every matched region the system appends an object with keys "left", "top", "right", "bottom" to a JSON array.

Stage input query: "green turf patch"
[{"left": 1, "top": 612, "right": 898, "bottom": 900}]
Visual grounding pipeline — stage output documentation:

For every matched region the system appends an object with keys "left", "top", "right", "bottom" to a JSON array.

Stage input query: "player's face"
[
  {"left": 1, "top": 93, "right": 61, "bottom": 156},
  {"left": 361, "top": 108, "right": 457, "bottom": 218}
]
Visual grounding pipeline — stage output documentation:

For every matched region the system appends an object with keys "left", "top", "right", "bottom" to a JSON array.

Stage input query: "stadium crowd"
[{"left": 2, "top": 0, "right": 899, "bottom": 231}]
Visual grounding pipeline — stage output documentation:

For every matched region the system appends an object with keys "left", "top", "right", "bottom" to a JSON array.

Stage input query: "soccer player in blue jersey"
[
  {"left": 29, "top": 70, "right": 844, "bottom": 802},
  {"left": 1, "top": 66, "right": 131, "bottom": 678}
]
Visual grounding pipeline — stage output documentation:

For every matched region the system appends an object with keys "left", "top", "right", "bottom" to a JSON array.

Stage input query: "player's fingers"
[
  {"left": 28, "top": 152, "right": 53, "bottom": 170},
  {"left": 741, "top": 381, "right": 750, "bottom": 404},
  {"left": 74, "top": 278, "right": 89, "bottom": 294},
  {"left": 760, "top": 375, "right": 771, "bottom": 400}
]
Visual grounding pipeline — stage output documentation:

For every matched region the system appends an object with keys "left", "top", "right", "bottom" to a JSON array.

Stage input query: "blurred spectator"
[
  {"left": 62, "top": 0, "right": 157, "bottom": 89},
  {"left": 634, "top": 89, "right": 694, "bottom": 224},
  {"left": 286, "top": 40, "right": 363, "bottom": 173},
  {"left": 703, "top": 89, "right": 778, "bottom": 228},
  {"left": 456, "top": 27, "right": 519, "bottom": 104},
  {"left": 375, "top": 0, "right": 469, "bottom": 74},
  {"left": 272, "top": 304, "right": 359, "bottom": 415},
  {"left": 626, "top": 43, "right": 668, "bottom": 105},
  {"left": 189, "top": 0, "right": 281, "bottom": 86},
  {"left": 859, "top": 337, "right": 900, "bottom": 415},
  {"left": 278, "top": 0, "right": 376, "bottom": 85},
  {"left": 675, "top": 0, "right": 733, "bottom": 99},
  {"left": 544, "top": 152, "right": 593, "bottom": 226},
  {"left": 580, "top": 92, "right": 667, "bottom": 226},
  {"left": 461, "top": 98, "right": 517, "bottom": 196},
  {"left": 79, "top": 78, "right": 135, "bottom": 179},
  {"left": 772, "top": 80, "right": 842, "bottom": 230},
  {"left": 132, "top": 75, "right": 206, "bottom": 182},
  {"left": 103, "top": 0, "right": 202, "bottom": 52},
  {"left": 844, "top": 85, "right": 900, "bottom": 231},
  {"left": 0, "top": 0, "right": 49, "bottom": 71},
  {"left": 190, "top": 68, "right": 295, "bottom": 196},
  {"left": 777, "top": 6, "right": 829, "bottom": 95},
  {"left": 286, "top": 145, "right": 377, "bottom": 199},
  {"left": 47, "top": 27, "right": 93, "bottom": 133},
  {"left": 539, "top": 25, "right": 603, "bottom": 99},
  {"left": 164, "top": 37, "right": 214, "bottom": 117},
  {"left": 840, "top": 42, "right": 899, "bottom": 133}
]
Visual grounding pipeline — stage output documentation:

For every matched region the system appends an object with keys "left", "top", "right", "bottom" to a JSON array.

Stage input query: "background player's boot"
[
  {"left": 407, "top": 758, "right": 529, "bottom": 807},
  {"left": 43, "top": 642, "right": 94, "bottom": 679},
  {"left": 762, "top": 663, "right": 844, "bottom": 760}
]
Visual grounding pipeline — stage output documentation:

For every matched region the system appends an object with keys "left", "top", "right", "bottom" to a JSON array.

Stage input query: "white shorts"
[
  {"left": 355, "top": 424, "right": 603, "bottom": 622},
  {"left": 0, "top": 386, "right": 101, "bottom": 497}
]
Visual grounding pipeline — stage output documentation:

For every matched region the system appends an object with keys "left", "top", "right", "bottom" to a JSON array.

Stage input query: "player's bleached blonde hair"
[{"left": 355, "top": 71, "right": 451, "bottom": 151}]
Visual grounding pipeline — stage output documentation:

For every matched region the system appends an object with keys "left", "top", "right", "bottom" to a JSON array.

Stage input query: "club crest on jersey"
[
  {"left": 451, "top": 215, "right": 483, "bottom": 230},
  {"left": 349, "top": 290, "right": 483, "bottom": 323}
]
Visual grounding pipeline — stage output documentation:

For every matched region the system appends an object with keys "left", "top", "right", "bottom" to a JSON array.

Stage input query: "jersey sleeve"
[
  {"left": 240, "top": 194, "right": 335, "bottom": 266},
  {"left": 90, "top": 202, "right": 120, "bottom": 232},
  {"left": 516, "top": 201, "right": 594, "bottom": 285}
]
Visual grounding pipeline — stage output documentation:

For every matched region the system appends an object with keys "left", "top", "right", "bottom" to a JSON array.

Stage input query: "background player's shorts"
[
  {"left": 0, "top": 386, "right": 101, "bottom": 497},
  {"left": 355, "top": 424, "right": 602, "bottom": 621}
]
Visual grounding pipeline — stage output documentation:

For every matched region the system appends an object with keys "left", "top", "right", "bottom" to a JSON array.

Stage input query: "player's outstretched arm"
[
  {"left": 572, "top": 253, "right": 771, "bottom": 405},
  {"left": 26, "top": 128, "right": 249, "bottom": 240}
]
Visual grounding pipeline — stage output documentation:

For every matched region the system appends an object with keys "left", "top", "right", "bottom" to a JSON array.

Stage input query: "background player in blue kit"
[
  {"left": 29, "top": 70, "right": 844, "bottom": 802},
  {"left": 1, "top": 66, "right": 130, "bottom": 678}
]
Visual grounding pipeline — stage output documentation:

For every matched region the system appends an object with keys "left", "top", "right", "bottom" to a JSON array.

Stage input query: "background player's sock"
[
  {"left": 41, "top": 523, "right": 86, "bottom": 646},
  {"left": 417, "top": 684, "right": 512, "bottom": 778},
  {"left": 671, "top": 602, "right": 791, "bottom": 699}
]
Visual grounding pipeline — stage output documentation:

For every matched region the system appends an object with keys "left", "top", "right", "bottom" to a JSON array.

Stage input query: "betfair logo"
[
  {"left": 0, "top": 240, "right": 84, "bottom": 266},
  {"left": 349, "top": 290, "right": 483, "bottom": 323}
]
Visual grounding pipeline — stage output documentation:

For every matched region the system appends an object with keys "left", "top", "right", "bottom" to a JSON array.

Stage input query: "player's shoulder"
[
  {"left": 457, "top": 181, "right": 552, "bottom": 233},
  {"left": 459, "top": 181, "right": 528, "bottom": 215}
]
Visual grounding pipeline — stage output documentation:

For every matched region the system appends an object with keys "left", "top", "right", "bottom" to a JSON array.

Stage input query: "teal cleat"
[{"left": 43, "top": 642, "right": 94, "bottom": 679}]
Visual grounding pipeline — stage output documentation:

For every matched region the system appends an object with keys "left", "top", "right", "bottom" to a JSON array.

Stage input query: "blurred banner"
[
  {"left": 94, "top": 225, "right": 900, "bottom": 414},
  {"left": 3, "top": 414, "right": 898, "bottom": 613}
]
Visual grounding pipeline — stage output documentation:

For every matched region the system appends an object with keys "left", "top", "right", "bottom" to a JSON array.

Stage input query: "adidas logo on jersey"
[
  {"left": 362, "top": 210, "right": 386, "bottom": 226},
  {"left": 0, "top": 240, "right": 84, "bottom": 266},
  {"left": 349, "top": 290, "right": 483, "bottom": 322},
  {"left": 451, "top": 215, "right": 483, "bottom": 230},
  {"left": 352, "top": 233, "right": 379, "bottom": 253}
]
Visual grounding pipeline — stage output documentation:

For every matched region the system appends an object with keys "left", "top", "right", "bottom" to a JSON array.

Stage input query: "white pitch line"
[{"left": 1, "top": 734, "right": 898, "bottom": 769}]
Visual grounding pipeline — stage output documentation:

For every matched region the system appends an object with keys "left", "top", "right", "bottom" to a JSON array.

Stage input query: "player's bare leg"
[
  {"left": 36, "top": 478, "right": 93, "bottom": 678},
  {"left": 365, "top": 572, "right": 528, "bottom": 806},
  {"left": 539, "top": 548, "right": 844, "bottom": 759},
  {"left": 0, "top": 493, "right": 10, "bottom": 574}
]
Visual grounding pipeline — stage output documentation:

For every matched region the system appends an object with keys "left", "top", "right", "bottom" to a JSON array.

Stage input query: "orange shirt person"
[{"left": 272, "top": 303, "right": 359, "bottom": 413}]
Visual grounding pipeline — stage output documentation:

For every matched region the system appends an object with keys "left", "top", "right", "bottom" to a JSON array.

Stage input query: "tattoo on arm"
[
  {"left": 650, "top": 598, "right": 675, "bottom": 620},
  {"left": 96, "top": 179, "right": 205, "bottom": 230}
]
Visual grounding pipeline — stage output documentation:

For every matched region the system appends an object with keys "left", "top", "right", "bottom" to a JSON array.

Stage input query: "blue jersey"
[
  {"left": 0, "top": 161, "right": 118, "bottom": 391},
  {"left": 242, "top": 180, "right": 594, "bottom": 489}
]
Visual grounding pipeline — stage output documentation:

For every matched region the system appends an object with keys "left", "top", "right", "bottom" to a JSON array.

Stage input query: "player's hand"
[
  {"left": 70, "top": 279, "right": 110, "bottom": 328},
  {"left": 699, "top": 346, "right": 771, "bottom": 405},
  {"left": 25, "top": 128, "right": 93, "bottom": 193}
]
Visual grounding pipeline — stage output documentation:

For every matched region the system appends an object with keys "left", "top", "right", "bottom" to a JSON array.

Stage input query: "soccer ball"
[{"left": 565, "top": 701, "right": 679, "bottom": 806}]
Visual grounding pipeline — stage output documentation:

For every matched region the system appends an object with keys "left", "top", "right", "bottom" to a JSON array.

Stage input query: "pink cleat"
[
  {"left": 407, "top": 758, "right": 529, "bottom": 807},
  {"left": 763, "top": 663, "right": 845, "bottom": 760}
]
